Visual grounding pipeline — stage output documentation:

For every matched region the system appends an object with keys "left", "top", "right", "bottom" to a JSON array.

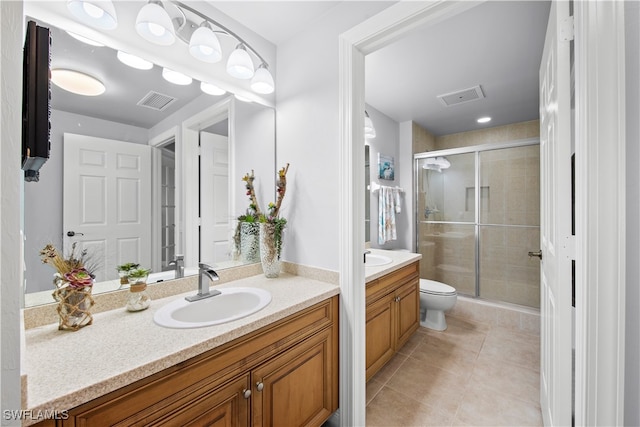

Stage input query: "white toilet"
[{"left": 419, "top": 279, "right": 457, "bottom": 331}]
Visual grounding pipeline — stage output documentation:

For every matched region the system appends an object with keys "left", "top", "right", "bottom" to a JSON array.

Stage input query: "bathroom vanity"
[
  {"left": 364, "top": 250, "right": 421, "bottom": 381},
  {"left": 24, "top": 274, "right": 339, "bottom": 427}
]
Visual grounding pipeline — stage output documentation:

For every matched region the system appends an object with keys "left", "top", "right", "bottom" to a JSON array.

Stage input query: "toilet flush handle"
[{"left": 528, "top": 250, "right": 543, "bottom": 260}]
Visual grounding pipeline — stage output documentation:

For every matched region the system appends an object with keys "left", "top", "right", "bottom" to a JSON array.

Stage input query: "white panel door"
[
  {"left": 538, "top": 1, "right": 573, "bottom": 426},
  {"left": 200, "top": 132, "right": 230, "bottom": 265},
  {"left": 63, "top": 133, "right": 151, "bottom": 282}
]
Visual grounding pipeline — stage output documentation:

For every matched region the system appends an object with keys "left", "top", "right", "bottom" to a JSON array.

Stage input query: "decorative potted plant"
[
  {"left": 127, "top": 268, "right": 151, "bottom": 286},
  {"left": 240, "top": 164, "right": 290, "bottom": 277},
  {"left": 235, "top": 170, "right": 262, "bottom": 263},
  {"left": 39, "top": 242, "right": 98, "bottom": 331},
  {"left": 116, "top": 262, "right": 140, "bottom": 287},
  {"left": 125, "top": 267, "right": 152, "bottom": 312}
]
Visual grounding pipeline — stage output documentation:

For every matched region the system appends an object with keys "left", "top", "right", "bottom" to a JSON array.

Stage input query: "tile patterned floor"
[{"left": 366, "top": 315, "right": 542, "bottom": 426}]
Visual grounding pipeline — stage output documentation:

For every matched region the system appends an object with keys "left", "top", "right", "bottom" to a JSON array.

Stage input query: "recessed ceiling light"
[
  {"left": 162, "top": 68, "right": 192, "bottom": 85},
  {"left": 200, "top": 82, "right": 226, "bottom": 96},
  {"left": 477, "top": 116, "right": 492, "bottom": 124},
  {"left": 117, "top": 51, "right": 153, "bottom": 70},
  {"left": 51, "top": 69, "right": 105, "bottom": 96},
  {"left": 66, "top": 31, "right": 104, "bottom": 47}
]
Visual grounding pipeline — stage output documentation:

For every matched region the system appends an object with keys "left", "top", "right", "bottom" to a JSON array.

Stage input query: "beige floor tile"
[
  {"left": 410, "top": 335, "right": 479, "bottom": 379},
  {"left": 371, "top": 352, "right": 408, "bottom": 384},
  {"left": 471, "top": 352, "right": 540, "bottom": 404},
  {"left": 480, "top": 326, "right": 540, "bottom": 372},
  {"left": 366, "top": 386, "right": 454, "bottom": 427},
  {"left": 366, "top": 378, "right": 385, "bottom": 405},
  {"left": 386, "top": 357, "right": 470, "bottom": 416},
  {"left": 398, "top": 328, "right": 430, "bottom": 357},
  {"left": 455, "top": 379, "right": 543, "bottom": 426},
  {"left": 422, "top": 321, "right": 488, "bottom": 354}
]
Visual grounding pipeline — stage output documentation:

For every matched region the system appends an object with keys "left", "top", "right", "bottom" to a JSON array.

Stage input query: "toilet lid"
[{"left": 420, "top": 279, "right": 456, "bottom": 295}]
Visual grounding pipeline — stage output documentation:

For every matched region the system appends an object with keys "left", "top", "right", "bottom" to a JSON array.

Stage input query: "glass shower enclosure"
[{"left": 415, "top": 139, "right": 540, "bottom": 308}]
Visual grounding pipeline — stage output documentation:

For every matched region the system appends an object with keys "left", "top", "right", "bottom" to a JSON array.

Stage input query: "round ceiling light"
[
  {"left": 200, "top": 82, "right": 226, "bottom": 96},
  {"left": 162, "top": 68, "right": 192, "bottom": 85},
  {"left": 477, "top": 116, "right": 492, "bottom": 124},
  {"left": 117, "top": 51, "right": 153, "bottom": 70},
  {"left": 51, "top": 69, "right": 105, "bottom": 96},
  {"left": 66, "top": 31, "right": 104, "bottom": 47},
  {"left": 234, "top": 94, "right": 253, "bottom": 103}
]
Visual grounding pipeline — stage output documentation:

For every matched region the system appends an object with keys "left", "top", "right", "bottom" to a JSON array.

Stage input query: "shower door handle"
[{"left": 528, "top": 250, "right": 543, "bottom": 260}]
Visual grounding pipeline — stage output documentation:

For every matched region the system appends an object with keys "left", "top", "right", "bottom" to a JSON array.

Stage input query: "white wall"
[
  {"left": 234, "top": 101, "right": 276, "bottom": 218},
  {"left": 1, "top": 1, "right": 24, "bottom": 423},
  {"left": 275, "top": 2, "right": 393, "bottom": 270},
  {"left": 365, "top": 104, "right": 412, "bottom": 250},
  {"left": 625, "top": 1, "right": 640, "bottom": 425},
  {"left": 23, "top": 110, "right": 148, "bottom": 293}
]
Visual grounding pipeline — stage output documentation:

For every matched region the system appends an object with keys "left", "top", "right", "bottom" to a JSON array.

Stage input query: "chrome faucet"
[
  {"left": 185, "top": 263, "right": 220, "bottom": 302},
  {"left": 168, "top": 254, "right": 185, "bottom": 278}
]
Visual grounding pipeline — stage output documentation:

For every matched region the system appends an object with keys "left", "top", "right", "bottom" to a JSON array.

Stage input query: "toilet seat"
[{"left": 419, "top": 279, "right": 457, "bottom": 296}]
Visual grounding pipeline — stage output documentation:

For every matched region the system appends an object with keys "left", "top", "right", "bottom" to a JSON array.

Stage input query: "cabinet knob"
[
  {"left": 256, "top": 381, "right": 264, "bottom": 392},
  {"left": 395, "top": 296, "right": 401, "bottom": 302},
  {"left": 243, "top": 389, "right": 251, "bottom": 399}
]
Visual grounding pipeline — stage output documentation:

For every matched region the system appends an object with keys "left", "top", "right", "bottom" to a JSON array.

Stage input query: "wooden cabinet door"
[
  {"left": 395, "top": 279, "right": 420, "bottom": 350},
  {"left": 252, "top": 329, "right": 334, "bottom": 427},
  {"left": 151, "top": 375, "right": 251, "bottom": 427},
  {"left": 365, "top": 293, "right": 395, "bottom": 381}
]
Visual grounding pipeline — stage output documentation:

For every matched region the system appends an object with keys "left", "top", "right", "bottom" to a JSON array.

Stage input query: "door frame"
[
  {"left": 574, "top": 2, "right": 626, "bottom": 425},
  {"left": 149, "top": 126, "right": 179, "bottom": 274},
  {"left": 181, "top": 97, "right": 234, "bottom": 269},
  {"left": 338, "top": 1, "right": 626, "bottom": 426}
]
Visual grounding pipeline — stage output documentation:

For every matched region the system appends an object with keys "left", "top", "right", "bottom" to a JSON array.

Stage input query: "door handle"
[
  {"left": 528, "top": 250, "right": 542, "bottom": 260},
  {"left": 66, "top": 231, "right": 84, "bottom": 237}
]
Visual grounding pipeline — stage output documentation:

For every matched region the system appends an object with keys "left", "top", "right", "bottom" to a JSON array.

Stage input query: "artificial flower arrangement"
[{"left": 39, "top": 242, "right": 98, "bottom": 330}]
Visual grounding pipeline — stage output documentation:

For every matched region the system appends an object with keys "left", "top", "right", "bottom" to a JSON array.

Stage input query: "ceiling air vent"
[
  {"left": 137, "top": 91, "right": 177, "bottom": 111},
  {"left": 437, "top": 85, "right": 485, "bottom": 107}
]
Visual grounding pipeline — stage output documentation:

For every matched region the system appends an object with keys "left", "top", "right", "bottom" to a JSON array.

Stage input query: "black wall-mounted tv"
[{"left": 21, "top": 20, "right": 51, "bottom": 183}]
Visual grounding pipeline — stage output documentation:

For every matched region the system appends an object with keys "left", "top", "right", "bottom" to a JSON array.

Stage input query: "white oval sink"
[
  {"left": 154, "top": 287, "right": 272, "bottom": 329},
  {"left": 365, "top": 254, "right": 393, "bottom": 266}
]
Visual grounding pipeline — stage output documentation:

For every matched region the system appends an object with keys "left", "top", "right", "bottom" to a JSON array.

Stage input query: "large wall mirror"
[{"left": 23, "top": 11, "right": 276, "bottom": 307}]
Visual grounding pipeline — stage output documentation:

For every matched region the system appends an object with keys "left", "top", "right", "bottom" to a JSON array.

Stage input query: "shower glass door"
[
  {"left": 417, "top": 152, "right": 476, "bottom": 296},
  {"left": 478, "top": 145, "right": 540, "bottom": 307},
  {"left": 415, "top": 140, "right": 540, "bottom": 308}
]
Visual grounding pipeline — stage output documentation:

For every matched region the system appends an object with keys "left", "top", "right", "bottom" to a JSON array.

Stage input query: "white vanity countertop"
[
  {"left": 23, "top": 273, "right": 339, "bottom": 420},
  {"left": 364, "top": 249, "right": 422, "bottom": 282}
]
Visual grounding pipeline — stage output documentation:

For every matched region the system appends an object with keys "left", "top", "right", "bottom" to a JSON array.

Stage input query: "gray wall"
[
  {"left": 23, "top": 109, "right": 148, "bottom": 293},
  {"left": 625, "top": 1, "right": 640, "bottom": 425}
]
